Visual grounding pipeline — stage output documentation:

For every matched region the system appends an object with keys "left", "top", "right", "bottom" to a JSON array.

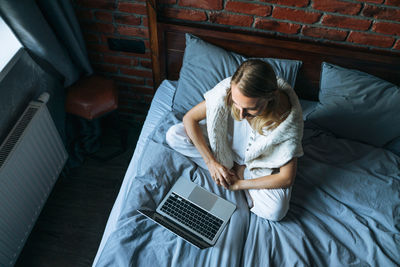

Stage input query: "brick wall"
[
  {"left": 73, "top": 0, "right": 400, "bottom": 122},
  {"left": 73, "top": 0, "right": 152, "bottom": 122}
]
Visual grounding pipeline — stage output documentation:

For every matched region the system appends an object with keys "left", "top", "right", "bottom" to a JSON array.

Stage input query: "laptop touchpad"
[{"left": 188, "top": 187, "right": 217, "bottom": 211}]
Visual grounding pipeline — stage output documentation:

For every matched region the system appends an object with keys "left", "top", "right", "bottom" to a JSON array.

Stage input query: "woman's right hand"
[
  {"left": 182, "top": 102, "right": 235, "bottom": 189},
  {"left": 206, "top": 160, "right": 236, "bottom": 189}
]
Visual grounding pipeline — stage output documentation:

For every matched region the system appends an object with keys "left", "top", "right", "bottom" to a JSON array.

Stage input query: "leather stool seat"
[
  {"left": 66, "top": 75, "right": 118, "bottom": 120},
  {"left": 65, "top": 75, "right": 126, "bottom": 164}
]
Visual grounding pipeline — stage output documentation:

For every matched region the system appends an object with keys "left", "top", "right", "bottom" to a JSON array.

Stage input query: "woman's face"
[{"left": 231, "top": 83, "right": 265, "bottom": 120}]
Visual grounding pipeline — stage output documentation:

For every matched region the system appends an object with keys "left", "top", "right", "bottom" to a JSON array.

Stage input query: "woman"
[{"left": 166, "top": 59, "right": 304, "bottom": 221}]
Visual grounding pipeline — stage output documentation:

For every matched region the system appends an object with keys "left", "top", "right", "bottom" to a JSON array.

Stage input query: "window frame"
[{"left": 0, "top": 16, "right": 23, "bottom": 82}]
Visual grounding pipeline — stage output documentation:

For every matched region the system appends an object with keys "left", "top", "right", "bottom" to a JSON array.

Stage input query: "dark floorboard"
[{"left": 15, "top": 122, "right": 143, "bottom": 267}]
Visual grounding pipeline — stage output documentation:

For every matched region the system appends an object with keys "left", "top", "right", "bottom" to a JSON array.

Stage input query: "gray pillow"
[
  {"left": 299, "top": 99, "right": 318, "bottom": 121},
  {"left": 308, "top": 62, "right": 400, "bottom": 148},
  {"left": 172, "top": 34, "right": 303, "bottom": 114}
]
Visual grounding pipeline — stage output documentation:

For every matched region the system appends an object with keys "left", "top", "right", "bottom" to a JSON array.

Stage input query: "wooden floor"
[{"left": 15, "top": 122, "right": 142, "bottom": 267}]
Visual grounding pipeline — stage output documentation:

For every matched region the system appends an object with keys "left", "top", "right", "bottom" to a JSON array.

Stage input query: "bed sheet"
[
  {"left": 243, "top": 123, "right": 400, "bottom": 266},
  {"left": 93, "top": 80, "right": 177, "bottom": 266},
  {"left": 93, "top": 80, "right": 400, "bottom": 266},
  {"left": 95, "top": 111, "right": 251, "bottom": 266}
]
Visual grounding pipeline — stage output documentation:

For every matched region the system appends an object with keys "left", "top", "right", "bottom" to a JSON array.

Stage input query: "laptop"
[{"left": 138, "top": 177, "right": 236, "bottom": 249}]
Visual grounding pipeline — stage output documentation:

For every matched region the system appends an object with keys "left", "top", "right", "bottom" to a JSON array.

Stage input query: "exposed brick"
[
  {"left": 117, "top": 26, "right": 149, "bottom": 38},
  {"left": 162, "top": 8, "right": 207, "bottom": 22},
  {"left": 100, "top": 34, "right": 113, "bottom": 44},
  {"left": 75, "top": 0, "right": 116, "bottom": 10},
  {"left": 259, "top": 0, "right": 310, "bottom": 7},
  {"left": 103, "top": 55, "right": 132, "bottom": 66},
  {"left": 362, "top": 5, "right": 400, "bottom": 22},
  {"left": 140, "top": 59, "right": 152, "bottom": 69},
  {"left": 254, "top": 18, "right": 301, "bottom": 34},
  {"left": 119, "top": 94, "right": 151, "bottom": 103},
  {"left": 354, "top": 0, "right": 384, "bottom": 3},
  {"left": 92, "top": 63, "right": 118, "bottom": 73},
  {"left": 210, "top": 13, "right": 253, "bottom": 27},
  {"left": 95, "top": 11, "right": 113, "bottom": 23},
  {"left": 145, "top": 40, "right": 150, "bottom": 49},
  {"left": 302, "top": 26, "right": 348, "bottom": 41},
  {"left": 75, "top": 0, "right": 400, "bottom": 120},
  {"left": 132, "top": 58, "right": 140, "bottom": 66},
  {"left": 120, "top": 67, "right": 153, "bottom": 78},
  {"left": 347, "top": 31, "right": 395, "bottom": 48},
  {"left": 132, "top": 85, "right": 154, "bottom": 94},
  {"left": 117, "top": 99, "right": 133, "bottom": 107},
  {"left": 118, "top": 2, "right": 147, "bottom": 15},
  {"left": 141, "top": 96, "right": 153, "bottom": 106},
  {"left": 87, "top": 43, "right": 111, "bottom": 53},
  {"left": 118, "top": 85, "right": 154, "bottom": 98},
  {"left": 115, "top": 14, "right": 141, "bottom": 25},
  {"left": 118, "top": 90, "right": 142, "bottom": 101},
  {"left": 112, "top": 75, "right": 146, "bottom": 85},
  {"left": 143, "top": 17, "right": 148, "bottom": 27},
  {"left": 146, "top": 78, "right": 154, "bottom": 87},
  {"left": 118, "top": 101, "right": 134, "bottom": 109},
  {"left": 180, "top": 0, "right": 223, "bottom": 10},
  {"left": 394, "top": 39, "right": 400, "bottom": 50},
  {"left": 83, "top": 32, "right": 100, "bottom": 43},
  {"left": 88, "top": 52, "right": 102, "bottom": 63},
  {"left": 75, "top": 9, "right": 93, "bottom": 21},
  {"left": 312, "top": 0, "right": 362, "bottom": 15},
  {"left": 118, "top": 85, "right": 133, "bottom": 93},
  {"left": 120, "top": 51, "right": 151, "bottom": 59},
  {"left": 225, "top": 2, "right": 272, "bottom": 16},
  {"left": 385, "top": 0, "right": 400, "bottom": 5},
  {"left": 322, "top": 15, "right": 371, "bottom": 31},
  {"left": 82, "top": 21, "right": 115, "bottom": 34},
  {"left": 119, "top": 103, "right": 137, "bottom": 112},
  {"left": 372, "top": 21, "right": 400, "bottom": 36},
  {"left": 272, "top": 7, "right": 322, "bottom": 24},
  {"left": 159, "top": 0, "right": 177, "bottom": 3}
]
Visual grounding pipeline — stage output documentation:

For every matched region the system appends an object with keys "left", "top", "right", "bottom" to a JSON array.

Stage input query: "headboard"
[{"left": 147, "top": 4, "right": 400, "bottom": 100}]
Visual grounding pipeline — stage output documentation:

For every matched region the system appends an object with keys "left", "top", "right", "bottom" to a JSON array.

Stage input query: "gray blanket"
[{"left": 95, "top": 113, "right": 400, "bottom": 267}]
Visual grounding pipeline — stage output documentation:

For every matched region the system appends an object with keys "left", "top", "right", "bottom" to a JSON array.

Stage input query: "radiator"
[{"left": 0, "top": 93, "right": 68, "bottom": 267}]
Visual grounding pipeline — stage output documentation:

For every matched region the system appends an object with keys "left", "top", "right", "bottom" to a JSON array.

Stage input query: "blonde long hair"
[{"left": 225, "top": 59, "right": 287, "bottom": 134}]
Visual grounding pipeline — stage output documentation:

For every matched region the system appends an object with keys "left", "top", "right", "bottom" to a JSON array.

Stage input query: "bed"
[{"left": 92, "top": 13, "right": 400, "bottom": 267}]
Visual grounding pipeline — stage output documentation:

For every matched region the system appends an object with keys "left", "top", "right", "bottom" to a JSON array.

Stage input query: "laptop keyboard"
[{"left": 160, "top": 192, "right": 223, "bottom": 240}]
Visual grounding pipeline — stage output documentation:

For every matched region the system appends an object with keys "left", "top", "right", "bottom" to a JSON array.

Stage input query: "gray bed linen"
[
  {"left": 95, "top": 113, "right": 250, "bottom": 266},
  {"left": 95, "top": 113, "right": 400, "bottom": 266},
  {"left": 243, "top": 123, "right": 400, "bottom": 266}
]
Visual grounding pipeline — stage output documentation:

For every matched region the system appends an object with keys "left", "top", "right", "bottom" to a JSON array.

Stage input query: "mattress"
[
  {"left": 93, "top": 80, "right": 400, "bottom": 266},
  {"left": 92, "top": 80, "right": 177, "bottom": 266}
]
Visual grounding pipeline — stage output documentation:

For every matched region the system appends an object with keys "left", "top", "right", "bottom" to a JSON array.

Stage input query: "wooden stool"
[{"left": 66, "top": 75, "right": 125, "bottom": 162}]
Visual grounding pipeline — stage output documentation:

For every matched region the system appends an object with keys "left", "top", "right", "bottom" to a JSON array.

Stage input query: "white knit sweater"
[{"left": 204, "top": 77, "right": 304, "bottom": 178}]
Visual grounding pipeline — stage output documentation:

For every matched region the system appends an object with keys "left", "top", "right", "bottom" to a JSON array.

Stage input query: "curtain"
[
  {"left": 0, "top": 0, "right": 92, "bottom": 87},
  {"left": 0, "top": 0, "right": 95, "bottom": 168}
]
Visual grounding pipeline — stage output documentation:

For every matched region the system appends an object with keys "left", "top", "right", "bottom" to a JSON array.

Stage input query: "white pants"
[{"left": 166, "top": 123, "right": 292, "bottom": 221}]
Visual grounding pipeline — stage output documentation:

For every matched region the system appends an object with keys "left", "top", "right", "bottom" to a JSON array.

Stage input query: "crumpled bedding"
[{"left": 95, "top": 112, "right": 400, "bottom": 266}]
